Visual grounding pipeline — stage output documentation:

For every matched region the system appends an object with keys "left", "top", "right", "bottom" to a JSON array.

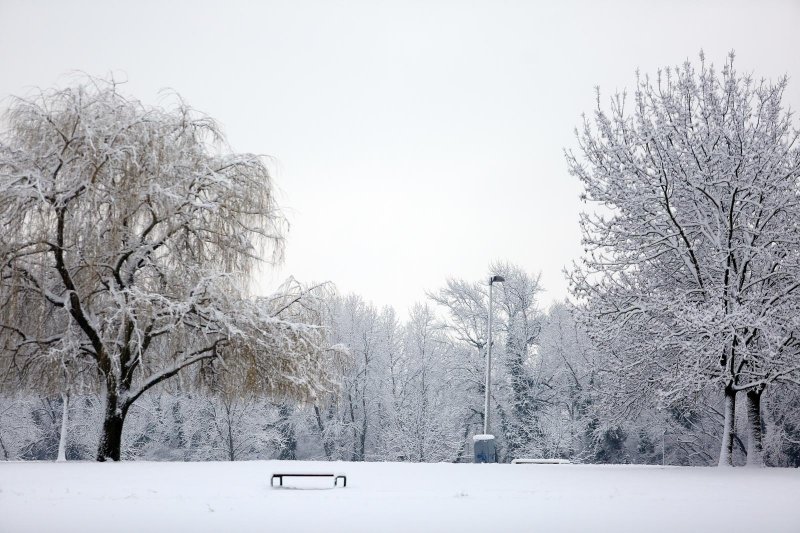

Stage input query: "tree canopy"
[
  {"left": 568, "top": 53, "right": 800, "bottom": 466},
  {"left": 0, "top": 79, "right": 336, "bottom": 460}
]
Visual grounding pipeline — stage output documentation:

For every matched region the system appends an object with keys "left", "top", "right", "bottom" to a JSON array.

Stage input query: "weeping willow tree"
[{"left": 0, "top": 78, "right": 338, "bottom": 461}]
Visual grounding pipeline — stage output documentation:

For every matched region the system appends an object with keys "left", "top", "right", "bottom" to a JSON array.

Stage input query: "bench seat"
[{"left": 270, "top": 473, "right": 347, "bottom": 488}]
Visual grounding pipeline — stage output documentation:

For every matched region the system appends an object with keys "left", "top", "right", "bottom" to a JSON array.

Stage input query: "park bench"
[
  {"left": 511, "top": 458, "right": 571, "bottom": 464},
  {"left": 270, "top": 473, "right": 347, "bottom": 488}
]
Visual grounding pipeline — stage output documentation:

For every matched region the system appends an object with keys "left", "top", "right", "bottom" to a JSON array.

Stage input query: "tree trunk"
[
  {"left": 455, "top": 427, "right": 468, "bottom": 463},
  {"left": 171, "top": 398, "right": 190, "bottom": 462},
  {"left": 359, "top": 396, "right": 368, "bottom": 461},
  {"left": 277, "top": 404, "right": 297, "bottom": 461},
  {"left": 718, "top": 384, "right": 736, "bottom": 467},
  {"left": 496, "top": 402, "right": 512, "bottom": 463},
  {"left": 57, "top": 392, "right": 69, "bottom": 462},
  {"left": 0, "top": 434, "right": 9, "bottom": 461},
  {"left": 314, "top": 405, "right": 333, "bottom": 460},
  {"left": 745, "top": 387, "right": 765, "bottom": 467},
  {"left": 227, "top": 420, "right": 235, "bottom": 462},
  {"left": 346, "top": 392, "right": 359, "bottom": 461},
  {"left": 97, "top": 391, "right": 126, "bottom": 462}
]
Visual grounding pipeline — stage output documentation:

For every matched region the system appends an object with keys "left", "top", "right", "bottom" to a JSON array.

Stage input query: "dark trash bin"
[{"left": 473, "top": 434, "right": 496, "bottom": 463}]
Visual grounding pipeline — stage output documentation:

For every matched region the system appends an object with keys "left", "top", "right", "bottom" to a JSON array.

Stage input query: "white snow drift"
[{"left": 2, "top": 460, "right": 799, "bottom": 532}]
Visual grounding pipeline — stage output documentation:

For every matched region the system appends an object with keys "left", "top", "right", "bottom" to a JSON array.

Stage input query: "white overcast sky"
[{"left": 2, "top": 0, "right": 799, "bottom": 315}]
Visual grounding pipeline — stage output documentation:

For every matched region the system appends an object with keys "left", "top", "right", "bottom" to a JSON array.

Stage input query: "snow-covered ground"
[{"left": 2, "top": 460, "right": 799, "bottom": 532}]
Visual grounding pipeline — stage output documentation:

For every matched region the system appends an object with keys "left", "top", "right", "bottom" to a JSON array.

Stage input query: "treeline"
[
  {"left": 4, "top": 57, "right": 800, "bottom": 466},
  {"left": 4, "top": 262, "right": 799, "bottom": 465}
]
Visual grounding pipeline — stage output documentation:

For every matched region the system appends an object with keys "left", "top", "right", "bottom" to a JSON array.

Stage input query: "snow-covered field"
[{"left": 2, "top": 460, "right": 799, "bottom": 532}]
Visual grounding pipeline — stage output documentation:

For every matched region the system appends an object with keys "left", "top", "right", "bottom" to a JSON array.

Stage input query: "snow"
[
  {"left": 472, "top": 434, "right": 495, "bottom": 441},
  {"left": 2, "top": 461, "right": 799, "bottom": 532}
]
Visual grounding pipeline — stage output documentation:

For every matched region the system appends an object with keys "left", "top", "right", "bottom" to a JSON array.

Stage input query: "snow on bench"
[
  {"left": 511, "top": 458, "right": 572, "bottom": 464},
  {"left": 270, "top": 473, "right": 347, "bottom": 488}
]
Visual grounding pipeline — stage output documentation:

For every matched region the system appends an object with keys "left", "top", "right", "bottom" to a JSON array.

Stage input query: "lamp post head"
[{"left": 489, "top": 275, "right": 505, "bottom": 284}]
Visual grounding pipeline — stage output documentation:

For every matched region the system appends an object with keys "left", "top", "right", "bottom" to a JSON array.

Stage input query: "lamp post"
[{"left": 483, "top": 274, "right": 505, "bottom": 435}]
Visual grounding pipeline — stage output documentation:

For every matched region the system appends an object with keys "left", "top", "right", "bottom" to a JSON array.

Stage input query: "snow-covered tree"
[
  {"left": 0, "top": 79, "right": 336, "bottom": 461},
  {"left": 492, "top": 262, "right": 545, "bottom": 460},
  {"left": 382, "top": 303, "right": 464, "bottom": 462},
  {"left": 428, "top": 264, "right": 545, "bottom": 462},
  {"left": 427, "top": 277, "right": 490, "bottom": 455},
  {"left": 535, "top": 302, "right": 595, "bottom": 460},
  {"left": 567, "top": 53, "right": 800, "bottom": 466},
  {"left": 310, "top": 294, "right": 386, "bottom": 461}
]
